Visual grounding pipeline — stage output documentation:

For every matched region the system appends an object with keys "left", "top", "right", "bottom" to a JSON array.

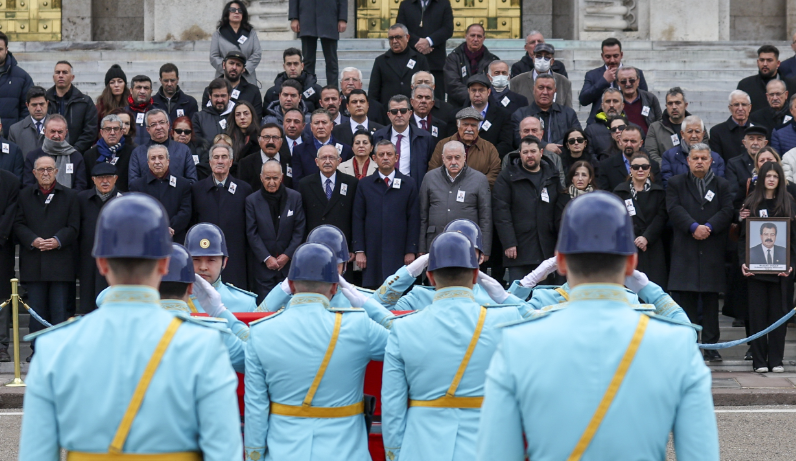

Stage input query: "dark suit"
[
  {"left": 129, "top": 171, "right": 192, "bottom": 243},
  {"left": 352, "top": 171, "right": 420, "bottom": 287},
  {"left": 749, "top": 243, "right": 787, "bottom": 267},
  {"left": 0, "top": 170, "right": 19, "bottom": 347},
  {"left": 23, "top": 148, "right": 87, "bottom": 192},
  {"left": 449, "top": 103, "right": 514, "bottom": 157},
  {"left": 298, "top": 171, "right": 358, "bottom": 243},
  {"left": 341, "top": 96, "right": 388, "bottom": 126},
  {"left": 489, "top": 89, "right": 529, "bottom": 120},
  {"left": 191, "top": 176, "right": 253, "bottom": 289},
  {"left": 372, "top": 124, "right": 435, "bottom": 186},
  {"left": 411, "top": 108, "right": 451, "bottom": 141},
  {"left": 245, "top": 187, "right": 305, "bottom": 300},
  {"left": 77, "top": 187, "right": 121, "bottom": 314},
  {"left": 737, "top": 72, "right": 796, "bottom": 114},
  {"left": 301, "top": 114, "right": 350, "bottom": 141},
  {"left": 579, "top": 66, "right": 649, "bottom": 125},
  {"left": 291, "top": 137, "right": 354, "bottom": 184},
  {"left": 238, "top": 145, "right": 294, "bottom": 191},
  {"left": 368, "top": 48, "right": 430, "bottom": 107},
  {"left": 332, "top": 119, "right": 384, "bottom": 146},
  {"left": 82, "top": 141, "right": 134, "bottom": 192},
  {"left": 597, "top": 152, "right": 661, "bottom": 192},
  {"left": 396, "top": 0, "right": 454, "bottom": 99},
  {"left": 0, "top": 137, "right": 24, "bottom": 180}
]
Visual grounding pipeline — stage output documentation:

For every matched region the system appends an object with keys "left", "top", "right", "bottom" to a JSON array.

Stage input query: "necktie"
[
  {"left": 293, "top": 140, "right": 297, "bottom": 149},
  {"left": 384, "top": 177, "right": 390, "bottom": 187},
  {"left": 395, "top": 134, "right": 403, "bottom": 171},
  {"left": 35, "top": 121, "right": 42, "bottom": 133},
  {"left": 325, "top": 178, "right": 332, "bottom": 200},
  {"left": 421, "top": 119, "right": 428, "bottom": 131},
  {"left": 356, "top": 124, "right": 365, "bottom": 133},
  {"left": 767, "top": 249, "right": 772, "bottom": 265}
]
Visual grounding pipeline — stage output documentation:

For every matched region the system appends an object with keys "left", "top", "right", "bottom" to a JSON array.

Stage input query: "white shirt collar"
[
  {"left": 392, "top": 125, "right": 410, "bottom": 137},
  {"left": 378, "top": 170, "right": 396, "bottom": 184},
  {"left": 333, "top": 113, "right": 343, "bottom": 125},
  {"left": 261, "top": 150, "right": 280, "bottom": 164},
  {"left": 321, "top": 171, "right": 337, "bottom": 186},
  {"left": 413, "top": 113, "right": 428, "bottom": 124},
  {"left": 31, "top": 116, "right": 45, "bottom": 127},
  {"left": 350, "top": 117, "right": 369, "bottom": 132}
]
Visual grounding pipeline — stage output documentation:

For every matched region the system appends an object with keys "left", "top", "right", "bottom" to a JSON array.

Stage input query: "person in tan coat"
[{"left": 428, "top": 107, "right": 501, "bottom": 186}]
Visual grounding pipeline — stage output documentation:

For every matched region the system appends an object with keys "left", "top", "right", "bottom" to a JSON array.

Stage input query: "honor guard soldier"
[
  {"left": 477, "top": 191, "right": 718, "bottom": 461},
  {"left": 257, "top": 224, "right": 372, "bottom": 311},
  {"left": 159, "top": 242, "right": 248, "bottom": 373},
  {"left": 380, "top": 232, "right": 522, "bottom": 461},
  {"left": 244, "top": 243, "right": 389, "bottom": 461},
  {"left": 19, "top": 193, "right": 242, "bottom": 460},
  {"left": 185, "top": 222, "right": 257, "bottom": 313}
]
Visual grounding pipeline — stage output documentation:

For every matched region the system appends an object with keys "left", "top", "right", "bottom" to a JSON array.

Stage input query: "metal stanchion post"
[{"left": 6, "top": 278, "right": 25, "bottom": 387}]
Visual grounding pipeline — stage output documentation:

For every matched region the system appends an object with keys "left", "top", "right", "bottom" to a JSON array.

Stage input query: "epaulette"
[
  {"left": 499, "top": 312, "right": 550, "bottom": 328},
  {"left": 172, "top": 312, "right": 231, "bottom": 334},
  {"left": 249, "top": 308, "right": 285, "bottom": 326},
  {"left": 632, "top": 304, "right": 655, "bottom": 312},
  {"left": 225, "top": 283, "right": 257, "bottom": 298},
  {"left": 483, "top": 303, "right": 522, "bottom": 309},
  {"left": 644, "top": 312, "right": 703, "bottom": 331},
  {"left": 24, "top": 316, "right": 82, "bottom": 341},
  {"left": 327, "top": 307, "right": 366, "bottom": 313}
]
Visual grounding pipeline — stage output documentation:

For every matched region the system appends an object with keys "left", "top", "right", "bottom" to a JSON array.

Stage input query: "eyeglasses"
[
  {"left": 618, "top": 79, "right": 637, "bottom": 85},
  {"left": 610, "top": 125, "right": 627, "bottom": 132},
  {"left": 567, "top": 137, "right": 586, "bottom": 145},
  {"left": 228, "top": 7, "right": 243, "bottom": 13},
  {"left": 148, "top": 120, "right": 168, "bottom": 128},
  {"left": 767, "top": 91, "right": 787, "bottom": 98},
  {"left": 318, "top": 155, "right": 339, "bottom": 162},
  {"left": 389, "top": 108, "right": 410, "bottom": 115},
  {"left": 630, "top": 164, "right": 651, "bottom": 171},
  {"left": 259, "top": 135, "right": 280, "bottom": 141},
  {"left": 101, "top": 126, "right": 122, "bottom": 133},
  {"left": 388, "top": 35, "right": 406, "bottom": 41},
  {"left": 35, "top": 167, "right": 55, "bottom": 173},
  {"left": 173, "top": 129, "right": 192, "bottom": 135},
  {"left": 730, "top": 103, "right": 751, "bottom": 108}
]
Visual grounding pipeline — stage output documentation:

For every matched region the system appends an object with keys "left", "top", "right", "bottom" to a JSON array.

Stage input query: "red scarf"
[
  {"left": 353, "top": 158, "right": 371, "bottom": 179},
  {"left": 39, "top": 183, "right": 56, "bottom": 195},
  {"left": 127, "top": 94, "right": 153, "bottom": 112}
]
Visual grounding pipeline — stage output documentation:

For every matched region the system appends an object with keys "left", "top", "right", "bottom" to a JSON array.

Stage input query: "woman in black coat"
[
  {"left": 613, "top": 152, "right": 668, "bottom": 289},
  {"left": 171, "top": 115, "right": 211, "bottom": 180},
  {"left": 225, "top": 100, "right": 260, "bottom": 177},
  {"left": 561, "top": 128, "right": 598, "bottom": 181}
]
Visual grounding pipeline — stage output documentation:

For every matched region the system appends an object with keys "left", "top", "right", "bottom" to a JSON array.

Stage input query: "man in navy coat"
[
  {"left": 352, "top": 139, "right": 420, "bottom": 288},
  {"left": 191, "top": 144, "right": 253, "bottom": 289},
  {"left": 291, "top": 109, "right": 353, "bottom": 183},
  {"left": 579, "top": 38, "right": 648, "bottom": 125}
]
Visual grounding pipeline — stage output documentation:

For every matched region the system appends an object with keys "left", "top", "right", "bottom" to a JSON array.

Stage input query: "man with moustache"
[
  {"left": 239, "top": 123, "right": 294, "bottom": 190},
  {"left": 428, "top": 107, "right": 501, "bottom": 186},
  {"left": 192, "top": 78, "right": 235, "bottom": 143},
  {"left": 125, "top": 75, "right": 156, "bottom": 145},
  {"left": 332, "top": 89, "right": 384, "bottom": 146},
  {"left": 292, "top": 109, "right": 353, "bottom": 183},
  {"left": 598, "top": 126, "right": 661, "bottom": 192},
  {"left": 749, "top": 222, "right": 787, "bottom": 267},
  {"left": 129, "top": 109, "right": 198, "bottom": 184},
  {"left": 645, "top": 87, "right": 692, "bottom": 163},
  {"left": 152, "top": 63, "right": 199, "bottom": 122},
  {"left": 409, "top": 84, "right": 449, "bottom": 140},
  {"left": 456, "top": 73, "right": 513, "bottom": 157},
  {"left": 201, "top": 51, "right": 263, "bottom": 120},
  {"left": 262, "top": 80, "right": 312, "bottom": 128},
  {"left": 82, "top": 114, "right": 134, "bottom": 191},
  {"left": 583, "top": 88, "right": 628, "bottom": 160},
  {"left": 339, "top": 67, "right": 387, "bottom": 125},
  {"left": 23, "top": 114, "right": 87, "bottom": 191},
  {"left": 737, "top": 45, "right": 796, "bottom": 111}
]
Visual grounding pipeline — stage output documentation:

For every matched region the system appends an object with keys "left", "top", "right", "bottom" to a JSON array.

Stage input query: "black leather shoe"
[
  {"left": 0, "top": 348, "right": 10, "bottom": 362},
  {"left": 732, "top": 318, "right": 745, "bottom": 327},
  {"left": 25, "top": 353, "right": 33, "bottom": 363},
  {"left": 708, "top": 350, "right": 723, "bottom": 362},
  {"left": 744, "top": 348, "right": 753, "bottom": 361}
]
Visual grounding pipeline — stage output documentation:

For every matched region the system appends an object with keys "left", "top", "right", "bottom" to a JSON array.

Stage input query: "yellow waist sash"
[{"left": 409, "top": 306, "right": 488, "bottom": 409}]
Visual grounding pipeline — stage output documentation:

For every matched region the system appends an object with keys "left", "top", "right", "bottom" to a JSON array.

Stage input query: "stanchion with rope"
[{"left": 5, "top": 278, "right": 25, "bottom": 387}]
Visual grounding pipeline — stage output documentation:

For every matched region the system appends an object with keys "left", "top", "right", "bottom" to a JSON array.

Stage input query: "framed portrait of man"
[{"left": 746, "top": 217, "right": 790, "bottom": 274}]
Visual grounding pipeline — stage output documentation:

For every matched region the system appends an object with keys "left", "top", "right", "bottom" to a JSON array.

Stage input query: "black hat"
[
  {"left": 466, "top": 73, "right": 491, "bottom": 89},
  {"left": 534, "top": 43, "right": 555, "bottom": 55},
  {"left": 91, "top": 162, "right": 118, "bottom": 177},
  {"left": 224, "top": 51, "right": 247, "bottom": 65},
  {"left": 744, "top": 125, "right": 768, "bottom": 138},
  {"left": 104, "top": 64, "right": 127, "bottom": 87}
]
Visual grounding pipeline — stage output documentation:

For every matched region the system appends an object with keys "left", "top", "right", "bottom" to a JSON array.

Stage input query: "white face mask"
[
  {"left": 491, "top": 75, "right": 509, "bottom": 91},
  {"left": 534, "top": 57, "right": 551, "bottom": 73}
]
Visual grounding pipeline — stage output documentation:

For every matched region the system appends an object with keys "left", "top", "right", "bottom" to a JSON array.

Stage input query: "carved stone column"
[{"left": 248, "top": 0, "right": 294, "bottom": 39}]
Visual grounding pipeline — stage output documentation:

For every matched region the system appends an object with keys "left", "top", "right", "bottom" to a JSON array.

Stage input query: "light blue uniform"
[
  {"left": 257, "top": 280, "right": 372, "bottom": 311},
  {"left": 190, "top": 277, "right": 257, "bottom": 313},
  {"left": 245, "top": 293, "right": 389, "bottom": 461},
  {"left": 477, "top": 284, "right": 719, "bottom": 461},
  {"left": 19, "top": 286, "right": 242, "bottom": 460},
  {"left": 382, "top": 287, "right": 523, "bottom": 461}
]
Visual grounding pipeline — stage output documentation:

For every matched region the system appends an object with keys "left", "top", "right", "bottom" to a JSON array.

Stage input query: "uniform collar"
[
  {"left": 432, "top": 286, "right": 476, "bottom": 302},
  {"left": 568, "top": 283, "right": 630, "bottom": 304},
  {"left": 102, "top": 285, "right": 161, "bottom": 307},
  {"left": 212, "top": 277, "right": 223, "bottom": 289},
  {"left": 288, "top": 292, "right": 331, "bottom": 309},
  {"left": 160, "top": 299, "right": 191, "bottom": 313}
]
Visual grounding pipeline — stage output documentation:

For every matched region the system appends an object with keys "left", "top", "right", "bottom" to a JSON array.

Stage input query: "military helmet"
[
  {"left": 162, "top": 243, "right": 195, "bottom": 283},
  {"left": 92, "top": 193, "right": 172, "bottom": 259},
  {"left": 556, "top": 191, "right": 636, "bottom": 255},
  {"left": 185, "top": 223, "right": 229, "bottom": 257},
  {"left": 427, "top": 232, "right": 479, "bottom": 271},
  {"left": 288, "top": 243, "right": 339, "bottom": 284}
]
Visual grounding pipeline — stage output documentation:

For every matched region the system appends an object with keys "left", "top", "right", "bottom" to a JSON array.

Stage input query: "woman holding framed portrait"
[{"left": 739, "top": 161, "right": 796, "bottom": 373}]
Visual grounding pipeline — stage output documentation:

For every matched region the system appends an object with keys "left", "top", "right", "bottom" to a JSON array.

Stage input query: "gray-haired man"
[{"left": 129, "top": 108, "right": 198, "bottom": 184}]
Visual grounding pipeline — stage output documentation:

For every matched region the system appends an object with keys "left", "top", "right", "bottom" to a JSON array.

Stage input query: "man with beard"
[
  {"left": 261, "top": 80, "right": 312, "bottom": 128},
  {"left": 302, "top": 86, "right": 349, "bottom": 139},
  {"left": 152, "top": 63, "right": 199, "bottom": 122},
  {"left": 492, "top": 135, "right": 569, "bottom": 282},
  {"left": 737, "top": 45, "right": 796, "bottom": 111},
  {"left": 369, "top": 23, "right": 430, "bottom": 107},
  {"left": 339, "top": 67, "right": 387, "bottom": 125},
  {"left": 750, "top": 79, "right": 792, "bottom": 132},
  {"left": 239, "top": 123, "right": 294, "bottom": 190},
  {"left": 598, "top": 125, "right": 661, "bottom": 192},
  {"left": 583, "top": 88, "right": 629, "bottom": 160},
  {"left": 77, "top": 162, "right": 121, "bottom": 314},
  {"left": 201, "top": 51, "right": 262, "bottom": 120},
  {"left": 192, "top": 78, "right": 235, "bottom": 143},
  {"left": 645, "top": 87, "right": 692, "bottom": 163},
  {"left": 617, "top": 66, "right": 661, "bottom": 134},
  {"left": 264, "top": 48, "right": 322, "bottom": 111},
  {"left": 129, "top": 109, "right": 197, "bottom": 184},
  {"left": 23, "top": 114, "right": 87, "bottom": 191},
  {"left": 125, "top": 75, "right": 155, "bottom": 145},
  {"left": 82, "top": 114, "right": 133, "bottom": 191}
]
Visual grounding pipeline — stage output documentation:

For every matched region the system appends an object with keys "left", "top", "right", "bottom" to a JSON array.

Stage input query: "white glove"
[
  {"left": 477, "top": 271, "right": 510, "bottom": 303},
  {"left": 193, "top": 274, "right": 227, "bottom": 317},
  {"left": 280, "top": 277, "right": 292, "bottom": 295},
  {"left": 624, "top": 270, "right": 649, "bottom": 293},
  {"left": 406, "top": 253, "right": 430, "bottom": 278},
  {"left": 338, "top": 275, "right": 368, "bottom": 307},
  {"left": 519, "top": 256, "right": 558, "bottom": 288}
]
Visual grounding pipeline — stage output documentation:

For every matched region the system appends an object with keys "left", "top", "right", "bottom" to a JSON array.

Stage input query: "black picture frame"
[{"left": 746, "top": 217, "right": 791, "bottom": 275}]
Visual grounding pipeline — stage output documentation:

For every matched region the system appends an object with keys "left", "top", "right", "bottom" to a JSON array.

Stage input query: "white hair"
[
  {"left": 340, "top": 67, "right": 362, "bottom": 81},
  {"left": 442, "top": 140, "right": 465, "bottom": 157},
  {"left": 728, "top": 89, "right": 751, "bottom": 105},
  {"left": 681, "top": 115, "right": 705, "bottom": 132},
  {"left": 146, "top": 144, "right": 169, "bottom": 159},
  {"left": 411, "top": 71, "right": 435, "bottom": 86}
]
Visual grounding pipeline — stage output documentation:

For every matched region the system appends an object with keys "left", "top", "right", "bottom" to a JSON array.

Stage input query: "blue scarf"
[{"left": 96, "top": 135, "right": 125, "bottom": 163}]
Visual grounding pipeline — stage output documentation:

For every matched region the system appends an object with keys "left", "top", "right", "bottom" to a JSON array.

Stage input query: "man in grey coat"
[
  {"left": 418, "top": 140, "right": 491, "bottom": 256},
  {"left": 509, "top": 43, "right": 573, "bottom": 109},
  {"left": 9, "top": 86, "right": 47, "bottom": 156},
  {"left": 289, "top": 0, "right": 347, "bottom": 88}
]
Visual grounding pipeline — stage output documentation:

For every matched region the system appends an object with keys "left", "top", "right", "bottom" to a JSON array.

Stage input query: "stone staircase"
[{"left": 6, "top": 39, "right": 788, "bottom": 129}]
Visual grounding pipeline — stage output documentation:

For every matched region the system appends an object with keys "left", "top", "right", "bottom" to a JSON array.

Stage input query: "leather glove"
[
  {"left": 280, "top": 277, "right": 292, "bottom": 295},
  {"left": 477, "top": 271, "right": 510, "bottom": 303},
  {"left": 193, "top": 274, "right": 227, "bottom": 317},
  {"left": 624, "top": 270, "right": 649, "bottom": 293},
  {"left": 406, "top": 253, "right": 430, "bottom": 278},
  {"left": 519, "top": 256, "right": 558, "bottom": 288},
  {"left": 338, "top": 275, "right": 367, "bottom": 307}
]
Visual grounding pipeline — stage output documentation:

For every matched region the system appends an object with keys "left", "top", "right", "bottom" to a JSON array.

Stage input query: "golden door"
[
  {"left": 0, "top": 0, "right": 61, "bottom": 41},
  {"left": 357, "top": 0, "right": 521, "bottom": 39}
]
